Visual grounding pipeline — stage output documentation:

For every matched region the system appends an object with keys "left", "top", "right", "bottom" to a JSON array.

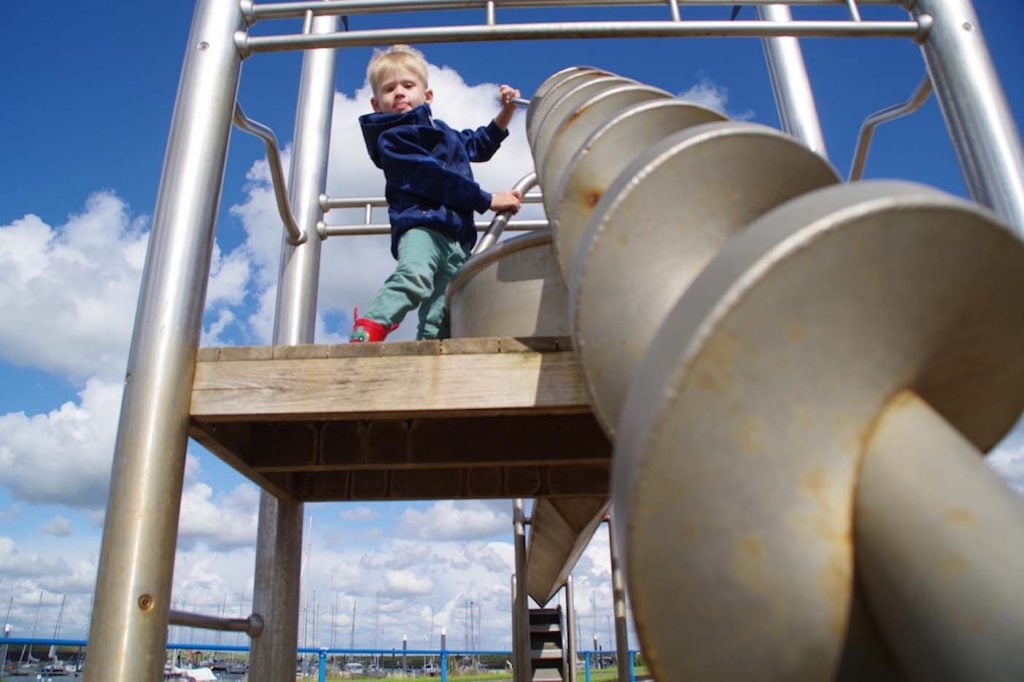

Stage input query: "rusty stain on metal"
[
  {"left": 740, "top": 534, "right": 764, "bottom": 559},
  {"left": 736, "top": 416, "right": 766, "bottom": 454},
  {"left": 939, "top": 554, "right": 971, "bottom": 579},
  {"left": 944, "top": 506, "right": 977, "bottom": 526},
  {"left": 803, "top": 465, "right": 827, "bottom": 495},
  {"left": 693, "top": 330, "right": 740, "bottom": 395}
]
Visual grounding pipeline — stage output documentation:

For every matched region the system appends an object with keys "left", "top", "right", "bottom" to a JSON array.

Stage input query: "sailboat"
[{"left": 41, "top": 595, "right": 71, "bottom": 676}]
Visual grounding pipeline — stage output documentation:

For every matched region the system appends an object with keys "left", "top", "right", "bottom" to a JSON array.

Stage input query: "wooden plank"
[
  {"left": 227, "top": 414, "right": 609, "bottom": 470},
  {"left": 261, "top": 463, "right": 610, "bottom": 501},
  {"left": 191, "top": 344, "right": 590, "bottom": 421},
  {"left": 188, "top": 421, "right": 296, "bottom": 500},
  {"left": 188, "top": 339, "right": 607, "bottom": 501}
]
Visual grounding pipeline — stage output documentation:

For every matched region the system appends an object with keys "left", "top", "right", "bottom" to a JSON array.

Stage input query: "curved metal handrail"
[
  {"left": 849, "top": 77, "right": 933, "bottom": 181},
  {"left": 472, "top": 172, "right": 540, "bottom": 255},
  {"left": 232, "top": 103, "right": 306, "bottom": 245},
  {"left": 316, "top": 186, "right": 545, "bottom": 239}
]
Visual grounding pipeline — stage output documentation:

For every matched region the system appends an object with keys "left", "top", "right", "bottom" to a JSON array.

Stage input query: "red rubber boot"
[{"left": 350, "top": 307, "right": 398, "bottom": 343}]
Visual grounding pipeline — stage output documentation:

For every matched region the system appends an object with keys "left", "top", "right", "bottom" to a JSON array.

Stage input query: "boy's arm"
[
  {"left": 494, "top": 84, "right": 521, "bottom": 131},
  {"left": 379, "top": 128, "right": 493, "bottom": 213},
  {"left": 458, "top": 85, "right": 521, "bottom": 162},
  {"left": 458, "top": 120, "right": 508, "bottom": 163}
]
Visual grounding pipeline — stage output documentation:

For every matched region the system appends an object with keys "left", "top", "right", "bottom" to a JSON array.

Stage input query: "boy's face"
[{"left": 372, "top": 67, "right": 432, "bottom": 114}]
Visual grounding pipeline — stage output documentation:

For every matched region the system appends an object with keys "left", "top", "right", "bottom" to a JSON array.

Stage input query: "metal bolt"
[
  {"left": 962, "top": 21, "right": 973, "bottom": 31},
  {"left": 198, "top": 41, "right": 210, "bottom": 50},
  {"left": 138, "top": 594, "right": 155, "bottom": 611}
]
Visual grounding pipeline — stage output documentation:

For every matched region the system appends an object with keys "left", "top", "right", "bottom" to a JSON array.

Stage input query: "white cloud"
[
  {"left": 678, "top": 76, "right": 754, "bottom": 121},
  {"left": 340, "top": 506, "right": 377, "bottom": 521},
  {"left": 177, "top": 458, "right": 260, "bottom": 550},
  {"left": 385, "top": 569, "right": 434, "bottom": 596},
  {"left": 200, "top": 308, "right": 237, "bottom": 347},
  {"left": 988, "top": 420, "right": 1024, "bottom": 494},
  {"left": 463, "top": 542, "right": 510, "bottom": 574},
  {"left": 398, "top": 501, "right": 509, "bottom": 541},
  {"left": 206, "top": 241, "right": 251, "bottom": 308},
  {"left": 41, "top": 516, "right": 73, "bottom": 537},
  {"left": 0, "top": 192, "right": 146, "bottom": 381},
  {"left": 0, "top": 536, "right": 68, "bottom": 581},
  {"left": 0, "top": 378, "right": 121, "bottom": 508},
  {"left": 170, "top": 545, "right": 257, "bottom": 617}
]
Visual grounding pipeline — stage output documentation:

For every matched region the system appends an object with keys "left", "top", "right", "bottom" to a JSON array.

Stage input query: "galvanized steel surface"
[
  {"left": 240, "top": 18, "right": 927, "bottom": 54},
  {"left": 251, "top": 12, "right": 339, "bottom": 682},
  {"left": 448, "top": 230, "right": 569, "bottom": 337},
  {"left": 539, "top": 83, "right": 670, "bottom": 194},
  {"left": 526, "top": 68, "right": 611, "bottom": 143},
  {"left": 547, "top": 98, "right": 726, "bottom": 280},
  {"left": 457, "top": 55, "right": 1024, "bottom": 681},
  {"left": 912, "top": 0, "right": 1024, "bottom": 231},
  {"left": 612, "top": 181, "right": 1024, "bottom": 679},
  {"left": 83, "top": 1, "right": 247, "bottom": 679},
  {"left": 857, "top": 391, "right": 1024, "bottom": 680},
  {"left": 570, "top": 121, "right": 839, "bottom": 436},
  {"left": 532, "top": 75, "right": 637, "bottom": 178}
]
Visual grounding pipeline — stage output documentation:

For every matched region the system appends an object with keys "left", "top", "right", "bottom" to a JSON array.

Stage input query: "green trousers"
[{"left": 364, "top": 227, "right": 469, "bottom": 340}]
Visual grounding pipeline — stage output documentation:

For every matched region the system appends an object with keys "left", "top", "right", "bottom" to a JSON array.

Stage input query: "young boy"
[{"left": 352, "top": 44, "right": 523, "bottom": 342}]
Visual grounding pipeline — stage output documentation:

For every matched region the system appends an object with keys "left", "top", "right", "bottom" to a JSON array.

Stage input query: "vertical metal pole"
[
  {"left": 318, "top": 648, "right": 327, "bottom": 682},
  {"left": 584, "top": 651, "right": 591, "bottom": 682},
  {"left": 564, "top": 576, "right": 578, "bottom": 682},
  {"left": 757, "top": 4, "right": 828, "bottom": 158},
  {"left": 250, "top": 9, "right": 338, "bottom": 682},
  {"left": 440, "top": 628, "right": 448, "bottom": 682},
  {"left": 606, "top": 516, "right": 630, "bottom": 682},
  {"left": 509, "top": 574, "right": 517, "bottom": 681},
  {"left": 1, "top": 623, "right": 10, "bottom": 675},
  {"left": 83, "top": 1, "right": 244, "bottom": 680},
  {"left": 513, "top": 499, "right": 530, "bottom": 682},
  {"left": 910, "top": 0, "right": 1024, "bottom": 231}
]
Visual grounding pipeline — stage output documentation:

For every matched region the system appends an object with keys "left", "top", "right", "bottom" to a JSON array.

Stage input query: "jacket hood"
[{"left": 359, "top": 104, "right": 434, "bottom": 168}]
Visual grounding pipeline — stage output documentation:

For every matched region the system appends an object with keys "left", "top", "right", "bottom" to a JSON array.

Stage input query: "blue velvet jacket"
[{"left": 359, "top": 104, "right": 508, "bottom": 258}]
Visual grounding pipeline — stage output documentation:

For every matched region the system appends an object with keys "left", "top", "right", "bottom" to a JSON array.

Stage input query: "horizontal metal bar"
[
  {"left": 320, "top": 192, "right": 542, "bottom": 210},
  {"left": 317, "top": 218, "right": 548, "bottom": 238},
  {"left": 168, "top": 609, "right": 265, "bottom": 637},
  {"left": 246, "top": 0, "right": 903, "bottom": 22},
  {"left": 241, "top": 19, "right": 925, "bottom": 54},
  {"left": 232, "top": 104, "right": 306, "bottom": 245}
]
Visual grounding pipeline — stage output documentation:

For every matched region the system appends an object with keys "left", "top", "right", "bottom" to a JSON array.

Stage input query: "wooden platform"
[{"left": 189, "top": 337, "right": 612, "bottom": 501}]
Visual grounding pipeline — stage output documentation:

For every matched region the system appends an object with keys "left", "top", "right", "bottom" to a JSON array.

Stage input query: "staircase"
[{"left": 529, "top": 607, "right": 567, "bottom": 681}]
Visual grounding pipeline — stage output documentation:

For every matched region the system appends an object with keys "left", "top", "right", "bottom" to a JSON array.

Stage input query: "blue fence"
[{"left": 0, "top": 637, "right": 639, "bottom": 681}]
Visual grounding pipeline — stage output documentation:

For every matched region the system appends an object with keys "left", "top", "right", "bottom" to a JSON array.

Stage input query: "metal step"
[{"left": 528, "top": 607, "right": 566, "bottom": 681}]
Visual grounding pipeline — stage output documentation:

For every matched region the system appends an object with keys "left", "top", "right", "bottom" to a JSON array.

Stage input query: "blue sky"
[{"left": 2, "top": 0, "right": 1023, "bottom": 654}]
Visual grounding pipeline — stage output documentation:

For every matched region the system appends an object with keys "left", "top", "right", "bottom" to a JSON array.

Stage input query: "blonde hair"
[{"left": 367, "top": 45, "right": 429, "bottom": 95}]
